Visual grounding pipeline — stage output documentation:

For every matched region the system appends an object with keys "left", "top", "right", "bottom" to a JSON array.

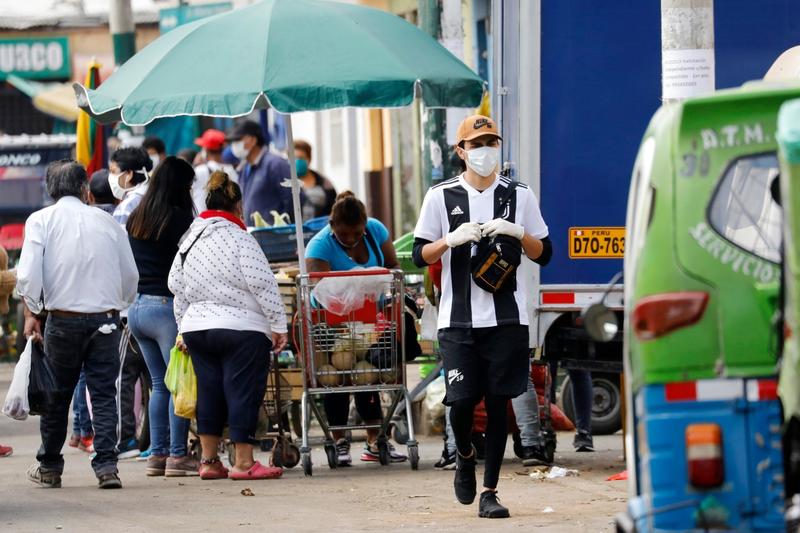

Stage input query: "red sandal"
[
  {"left": 228, "top": 461, "right": 282, "bottom": 480},
  {"left": 199, "top": 457, "right": 229, "bottom": 480}
]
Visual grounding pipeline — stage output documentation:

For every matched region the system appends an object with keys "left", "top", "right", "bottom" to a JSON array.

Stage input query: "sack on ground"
[
  {"left": 2, "top": 339, "right": 32, "bottom": 420},
  {"left": 28, "top": 341, "right": 58, "bottom": 416},
  {"left": 167, "top": 346, "right": 197, "bottom": 419}
]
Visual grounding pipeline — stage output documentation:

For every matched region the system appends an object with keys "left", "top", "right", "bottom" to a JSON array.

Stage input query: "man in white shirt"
[
  {"left": 412, "top": 115, "right": 552, "bottom": 519},
  {"left": 192, "top": 128, "right": 238, "bottom": 213},
  {"left": 17, "top": 160, "right": 139, "bottom": 489}
]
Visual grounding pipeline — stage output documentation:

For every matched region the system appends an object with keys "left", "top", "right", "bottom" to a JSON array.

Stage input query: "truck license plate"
[{"left": 569, "top": 227, "right": 625, "bottom": 259}]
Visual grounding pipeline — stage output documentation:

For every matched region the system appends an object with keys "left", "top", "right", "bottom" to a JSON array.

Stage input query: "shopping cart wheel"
[
  {"left": 392, "top": 419, "right": 409, "bottom": 445},
  {"left": 302, "top": 452, "right": 313, "bottom": 477},
  {"left": 377, "top": 439, "right": 390, "bottom": 466},
  {"left": 408, "top": 444, "right": 419, "bottom": 471},
  {"left": 543, "top": 429, "right": 557, "bottom": 464},
  {"left": 284, "top": 443, "right": 301, "bottom": 469},
  {"left": 324, "top": 442, "right": 338, "bottom": 469},
  {"left": 271, "top": 439, "right": 285, "bottom": 468}
]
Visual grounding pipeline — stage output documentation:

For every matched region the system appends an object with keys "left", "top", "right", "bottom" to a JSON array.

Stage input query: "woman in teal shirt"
[{"left": 305, "top": 191, "right": 406, "bottom": 466}]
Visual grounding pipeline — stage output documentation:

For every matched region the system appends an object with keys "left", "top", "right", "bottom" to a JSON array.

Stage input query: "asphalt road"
[{"left": 0, "top": 362, "right": 627, "bottom": 532}]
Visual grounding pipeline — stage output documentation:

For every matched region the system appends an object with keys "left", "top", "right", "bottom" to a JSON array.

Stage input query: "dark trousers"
[
  {"left": 548, "top": 363, "right": 593, "bottom": 435},
  {"left": 38, "top": 313, "right": 122, "bottom": 476},
  {"left": 567, "top": 369, "right": 593, "bottom": 434},
  {"left": 118, "top": 325, "right": 147, "bottom": 444},
  {"left": 183, "top": 329, "right": 271, "bottom": 445},
  {"left": 323, "top": 391, "right": 382, "bottom": 427}
]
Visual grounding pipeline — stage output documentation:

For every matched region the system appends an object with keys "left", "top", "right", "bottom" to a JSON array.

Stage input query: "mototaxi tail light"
[
  {"left": 632, "top": 291, "right": 709, "bottom": 340},
  {"left": 686, "top": 423, "right": 724, "bottom": 489}
]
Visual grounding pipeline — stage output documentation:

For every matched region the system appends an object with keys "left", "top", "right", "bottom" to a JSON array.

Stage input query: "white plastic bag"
[
  {"left": 3, "top": 339, "right": 32, "bottom": 420},
  {"left": 311, "top": 268, "right": 393, "bottom": 315},
  {"left": 424, "top": 375, "right": 446, "bottom": 421},
  {"left": 420, "top": 300, "right": 439, "bottom": 341}
]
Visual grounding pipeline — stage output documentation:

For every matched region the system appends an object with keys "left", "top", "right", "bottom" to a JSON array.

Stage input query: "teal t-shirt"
[{"left": 306, "top": 217, "right": 389, "bottom": 270}]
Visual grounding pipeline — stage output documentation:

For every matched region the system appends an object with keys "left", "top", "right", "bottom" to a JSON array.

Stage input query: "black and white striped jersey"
[{"left": 414, "top": 174, "right": 549, "bottom": 329}]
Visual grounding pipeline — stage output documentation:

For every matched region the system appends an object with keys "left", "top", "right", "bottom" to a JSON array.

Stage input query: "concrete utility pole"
[
  {"left": 419, "top": 0, "right": 451, "bottom": 187},
  {"left": 660, "top": 0, "right": 715, "bottom": 102},
  {"left": 109, "top": 0, "right": 136, "bottom": 66}
]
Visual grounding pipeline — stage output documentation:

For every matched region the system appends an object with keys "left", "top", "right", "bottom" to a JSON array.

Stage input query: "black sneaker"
[
  {"left": 434, "top": 447, "right": 456, "bottom": 470},
  {"left": 335, "top": 438, "right": 352, "bottom": 467},
  {"left": 98, "top": 473, "right": 122, "bottom": 489},
  {"left": 479, "top": 491, "right": 510, "bottom": 518},
  {"left": 520, "top": 444, "right": 551, "bottom": 466},
  {"left": 573, "top": 430, "right": 594, "bottom": 452},
  {"left": 454, "top": 448, "right": 477, "bottom": 505},
  {"left": 27, "top": 465, "right": 61, "bottom": 488}
]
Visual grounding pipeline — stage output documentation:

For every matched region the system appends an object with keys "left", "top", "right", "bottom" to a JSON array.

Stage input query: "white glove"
[
  {"left": 445, "top": 222, "right": 482, "bottom": 247},
  {"left": 480, "top": 219, "right": 525, "bottom": 240}
]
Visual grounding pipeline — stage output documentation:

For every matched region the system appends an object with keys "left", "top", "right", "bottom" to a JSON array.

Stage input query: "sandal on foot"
[{"left": 228, "top": 461, "right": 282, "bottom": 480}]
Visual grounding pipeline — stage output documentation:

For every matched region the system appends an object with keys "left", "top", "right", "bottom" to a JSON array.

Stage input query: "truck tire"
[{"left": 560, "top": 373, "right": 622, "bottom": 435}]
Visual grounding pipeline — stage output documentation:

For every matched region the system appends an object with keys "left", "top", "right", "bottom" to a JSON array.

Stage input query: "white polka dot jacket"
[{"left": 167, "top": 216, "right": 288, "bottom": 335}]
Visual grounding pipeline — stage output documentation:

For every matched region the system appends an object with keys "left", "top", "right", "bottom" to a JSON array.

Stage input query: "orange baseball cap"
[
  {"left": 455, "top": 114, "right": 502, "bottom": 145},
  {"left": 194, "top": 129, "right": 226, "bottom": 151}
]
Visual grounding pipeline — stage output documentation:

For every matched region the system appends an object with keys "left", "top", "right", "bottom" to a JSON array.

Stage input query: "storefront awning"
[{"left": 6, "top": 75, "right": 79, "bottom": 122}]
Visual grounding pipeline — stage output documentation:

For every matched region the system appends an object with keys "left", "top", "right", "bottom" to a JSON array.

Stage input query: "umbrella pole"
[{"left": 284, "top": 113, "right": 307, "bottom": 277}]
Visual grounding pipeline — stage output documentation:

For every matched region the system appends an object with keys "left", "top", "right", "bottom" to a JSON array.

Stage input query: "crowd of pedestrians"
[
  {"left": 13, "top": 122, "right": 305, "bottom": 487},
  {"left": 7, "top": 115, "right": 593, "bottom": 521}
]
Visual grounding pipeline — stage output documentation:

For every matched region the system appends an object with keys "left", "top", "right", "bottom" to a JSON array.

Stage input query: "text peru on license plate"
[{"left": 569, "top": 227, "right": 625, "bottom": 259}]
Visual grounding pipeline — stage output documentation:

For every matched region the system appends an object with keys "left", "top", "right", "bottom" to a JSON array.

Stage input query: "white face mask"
[
  {"left": 108, "top": 168, "right": 148, "bottom": 200},
  {"left": 465, "top": 146, "right": 500, "bottom": 177},
  {"left": 149, "top": 154, "right": 161, "bottom": 169},
  {"left": 108, "top": 171, "right": 129, "bottom": 200},
  {"left": 231, "top": 140, "right": 249, "bottom": 160}
]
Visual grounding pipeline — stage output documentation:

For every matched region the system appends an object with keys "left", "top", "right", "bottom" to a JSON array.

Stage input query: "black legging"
[
  {"left": 324, "top": 391, "right": 382, "bottom": 427},
  {"left": 449, "top": 395, "right": 508, "bottom": 490}
]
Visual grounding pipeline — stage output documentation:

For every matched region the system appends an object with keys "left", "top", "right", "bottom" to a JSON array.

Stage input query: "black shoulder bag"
[
  {"left": 470, "top": 183, "right": 522, "bottom": 293},
  {"left": 180, "top": 226, "right": 208, "bottom": 267}
]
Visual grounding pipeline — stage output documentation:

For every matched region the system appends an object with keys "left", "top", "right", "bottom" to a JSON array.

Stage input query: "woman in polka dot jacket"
[{"left": 168, "top": 171, "right": 288, "bottom": 481}]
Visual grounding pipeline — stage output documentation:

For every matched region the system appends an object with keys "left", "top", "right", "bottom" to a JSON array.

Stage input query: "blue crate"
[
  {"left": 251, "top": 224, "right": 318, "bottom": 263},
  {"left": 303, "top": 216, "right": 330, "bottom": 232}
]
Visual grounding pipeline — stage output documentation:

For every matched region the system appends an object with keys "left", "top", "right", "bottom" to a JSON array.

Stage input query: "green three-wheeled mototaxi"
[{"left": 586, "top": 82, "right": 800, "bottom": 532}]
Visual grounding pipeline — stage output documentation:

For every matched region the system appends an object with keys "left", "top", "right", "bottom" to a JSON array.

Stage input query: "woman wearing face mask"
[
  {"left": 305, "top": 191, "right": 408, "bottom": 466},
  {"left": 295, "top": 139, "right": 336, "bottom": 220},
  {"left": 109, "top": 147, "right": 154, "bottom": 226},
  {"left": 126, "top": 157, "right": 197, "bottom": 477}
]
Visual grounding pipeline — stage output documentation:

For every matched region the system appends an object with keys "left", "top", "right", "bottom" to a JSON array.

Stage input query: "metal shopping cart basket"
[{"left": 296, "top": 269, "right": 418, "bottom": 476}]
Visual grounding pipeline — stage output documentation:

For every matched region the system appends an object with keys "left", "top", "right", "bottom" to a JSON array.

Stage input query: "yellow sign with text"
[{"left": 569, "top": 227, "right": 625, "bottom": 259}]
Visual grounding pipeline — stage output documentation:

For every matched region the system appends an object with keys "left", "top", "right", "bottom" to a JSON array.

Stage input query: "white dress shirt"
[{"left": 16, "top": 196, "right": 139, "bottom": 314}]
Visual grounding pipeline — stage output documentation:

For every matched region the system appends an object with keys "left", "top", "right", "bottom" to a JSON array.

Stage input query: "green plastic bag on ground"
[{"left": 165, "top": 346, "right": 197, "bottom": 419}]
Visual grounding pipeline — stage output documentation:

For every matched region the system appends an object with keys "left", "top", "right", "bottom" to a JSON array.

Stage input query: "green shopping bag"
[{"left": 165, "top": 345, "right": 197, "bottom": 419}]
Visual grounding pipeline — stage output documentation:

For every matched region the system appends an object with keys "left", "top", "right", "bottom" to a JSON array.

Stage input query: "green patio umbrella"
[{"left": 73, "top": 0, "right": 484, "bottom": 275}]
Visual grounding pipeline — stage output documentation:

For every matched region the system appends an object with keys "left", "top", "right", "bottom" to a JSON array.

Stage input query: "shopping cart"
[{"left": 296, "top": 269, "right": 419, "bottom": 476}]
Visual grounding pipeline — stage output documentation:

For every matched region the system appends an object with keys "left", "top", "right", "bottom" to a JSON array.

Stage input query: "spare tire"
[{"left": 559, "top": 372, "right": 622, "bottom": 435}]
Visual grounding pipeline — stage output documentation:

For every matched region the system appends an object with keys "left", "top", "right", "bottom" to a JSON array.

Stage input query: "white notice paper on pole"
[{"left": 662, "top": 49, "right": 715, "bottom": 100}]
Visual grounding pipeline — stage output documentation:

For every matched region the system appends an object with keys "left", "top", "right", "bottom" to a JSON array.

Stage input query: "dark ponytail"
[{"left": 330, "top": 191, "right": 367, "bottom": 228}]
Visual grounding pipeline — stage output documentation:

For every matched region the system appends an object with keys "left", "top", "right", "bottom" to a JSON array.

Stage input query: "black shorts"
[{"left": 438, "top": 325, "right": 530, "bottom": 405}]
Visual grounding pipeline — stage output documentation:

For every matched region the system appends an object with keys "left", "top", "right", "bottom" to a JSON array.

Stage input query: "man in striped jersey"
[{"left": 413, "top": 115, "right": 552, "bottom": 518}]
